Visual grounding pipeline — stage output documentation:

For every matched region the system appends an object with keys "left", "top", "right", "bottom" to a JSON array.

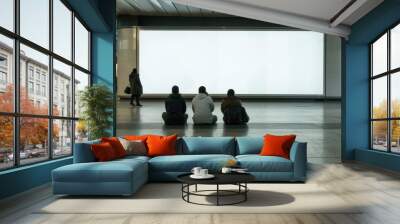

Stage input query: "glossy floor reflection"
[{"left": 117, "top": 100, "right": 341, "bottom": 163}]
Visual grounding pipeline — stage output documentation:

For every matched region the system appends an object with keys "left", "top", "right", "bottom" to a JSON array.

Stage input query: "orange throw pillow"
[
  {"left": 91, "top": 142, "right": 117, "bottom": 162},
  {"left": 101, "top": 137, "right": 127, "bottom": 158},
  {"left": 260, "top": 134, "right": 296, "bottom": 159},
  {"left": 124, "top": 135, "right": 150, "bottom": 141},
  {"left": 146, "top": 135, "right": 177, "bottom": 157}
]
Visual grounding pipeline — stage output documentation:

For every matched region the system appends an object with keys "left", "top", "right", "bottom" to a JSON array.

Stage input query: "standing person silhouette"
[{"left": 129, "top": 68, "right": 143, "bottom": 106}]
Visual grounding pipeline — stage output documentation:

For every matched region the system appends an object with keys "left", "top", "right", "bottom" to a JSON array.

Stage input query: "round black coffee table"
[{"left": 177, "top": 173, "right": 255, "bottom": 206}]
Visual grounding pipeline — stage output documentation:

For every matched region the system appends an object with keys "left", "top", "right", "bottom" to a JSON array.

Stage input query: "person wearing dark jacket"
[
  {"left": 162, "top": 86, "right": 188, "bottom": 125},
  {"left": 221, "top": 89, "right": 249, "bottom": 125},
  {"left": 129, "top": 68, "right": 143, "bottom": 106}
]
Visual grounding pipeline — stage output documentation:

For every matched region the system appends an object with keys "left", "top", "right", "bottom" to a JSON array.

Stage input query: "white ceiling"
[
  {"left": 117, "top": 0, "right": 384, "bottom": 37},
  {"left": 117, "top": 0, "right": 223, "bottom": 16},
  {"left": 172, "top": 0, "right": 384, "bottom": 37},
  {"left": 226, "top": 0, "right": 353, "bottom": 23}
]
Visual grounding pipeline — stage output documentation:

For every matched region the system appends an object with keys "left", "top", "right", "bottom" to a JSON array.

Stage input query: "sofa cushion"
[
  {"left": 124, "top": 135, "right": 152, "bottom": 141},
  {"left": 118, "top": 138, "right": 147, "bottom": 156},
  {"left": 180, "top": 137, "right": 235, "bottom": 155},
  {"left": 91, "top": 142, "right": 118, "bottom": 162},
  {"left": 101, "top": 137, "right": 127, "bottom": 158},
  {"left": 118, "top": 155, "right": 150, "bottom": 162},
  {"left": 260, "top": 134, "right": 296, "bottom": 159},
  {"left": 53, "top": 158, "right": 147, "bottom": 183},
  {"left": 73, "top": 140, "right": 100, "bottom": 163},
  {"left": 236, "top": 155, "right": 293, "bottom": 172},
  {"left": 147, "top": 135, "right": 177, "bottom": 157},
  {"left": 236, "top": 137, "right": 263, "bottom": 155},
  {"left": 149, "top": 154, "right": 235, "bottom": 172}
]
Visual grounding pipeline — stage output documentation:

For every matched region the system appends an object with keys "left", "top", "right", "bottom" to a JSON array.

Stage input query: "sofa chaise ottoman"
[
  {"left": 52, "top": 141, "right": 149, "bottom": 196},
  {"left": 52, "top": 136, "right": 307, "bottom": 196}
]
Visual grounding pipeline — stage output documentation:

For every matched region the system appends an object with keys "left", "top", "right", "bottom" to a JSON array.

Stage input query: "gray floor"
[
  {"left": 117, "top": 99, "right": 341, "bottom": 163},
  {"left": 3, "top": 162, "right": 400, "bottom": 224}
]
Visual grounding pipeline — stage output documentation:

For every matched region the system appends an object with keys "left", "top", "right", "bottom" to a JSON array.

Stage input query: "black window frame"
[
  {"left": 0, "top": 0, "right": 92, "bottom": 171},
  {"left": 370, "top": 20, "right": 400, "bottom": 153}
]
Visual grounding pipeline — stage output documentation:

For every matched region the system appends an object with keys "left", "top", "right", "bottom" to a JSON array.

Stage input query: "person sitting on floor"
[
  {"left": 221, "top": 89, "right": 249, "bottom": 125},
  {"left": 192, "top": 86, "right": 217, "bottom": 125},
  {"left": 162, "top": 85, "right": 188, "bottom": 125}
]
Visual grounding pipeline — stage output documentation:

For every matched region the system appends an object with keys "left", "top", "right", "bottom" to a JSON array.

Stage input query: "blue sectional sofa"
[{"left": 52, "top": 137, "right": 307, "bottom": 196}]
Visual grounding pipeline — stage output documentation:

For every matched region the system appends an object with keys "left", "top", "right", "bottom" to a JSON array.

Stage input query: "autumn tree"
[
  {"left": 391, "top": 100, "right": 400, "bottom": 143},
  {"left": 0, "top": 84, "right": 60, "bottom": 153},
  {"left": 0, "top": 85, "right": 14, "bottom": 151},
  {"left": 372, "top": 100, "right": 388, "bottom": 140},
  {"left": 372, "top": 99, "right": 400, "bottom": 143}
]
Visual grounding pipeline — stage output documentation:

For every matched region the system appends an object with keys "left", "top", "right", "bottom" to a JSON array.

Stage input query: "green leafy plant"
[{"left": 79, "top": 84, "right": 113, "bottom": 140}]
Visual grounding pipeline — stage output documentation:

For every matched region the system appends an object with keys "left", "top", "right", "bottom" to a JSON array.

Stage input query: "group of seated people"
[{"left": 162, "top": 86, "right": 249, "bottom": 125}]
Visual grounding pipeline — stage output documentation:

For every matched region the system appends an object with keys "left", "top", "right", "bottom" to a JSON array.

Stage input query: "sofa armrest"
[
  {"left": 289, "top": 142, "right": 307, "bottom": 182},
  {"left": 73, "top": 140, "right": 100, "bottom": 163}
]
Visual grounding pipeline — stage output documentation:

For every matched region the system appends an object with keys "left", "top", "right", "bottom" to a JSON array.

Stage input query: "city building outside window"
[
  {"left": 0, "top": 54, "right": 7, "bottom": 89},
  {"left": 0, "top": 0, "right": 91, "bottom": 170},
  {"left": 36, "top": 83, "right": 40, "bottom": 95},
  {"left": 35, "top": 70, "right": 40, "bottom": 81},
  {"left": 41, "top": 73, "right": 46, "bottom": 83},
  {"left": 28, "top": 81, "right": 34, "bottom": 94},
  {"left": 0, "top": 71, "right": 7, "bottom": 85},
  {"left": 28, "top": 67, "right": 34, "bottom": 80},
  {"left": 0, "top": 54, "right": 7, "bottom": 67},
  {"left": 42, "top": 85, "right": 46, "bottom": 97}
]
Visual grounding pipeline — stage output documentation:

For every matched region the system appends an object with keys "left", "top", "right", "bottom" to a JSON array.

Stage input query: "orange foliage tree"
[
  {"left": 372, "top": 99, "right": 400, "bottom": 143},
  {"left": 372, "top": 100, "right": 388, "bottom": 140},
  {"left": 0, "top": 85, "right": 14, "bottom": 151},
  {"left": 0, "top": 85, "right": 59, "bottom": 152}
]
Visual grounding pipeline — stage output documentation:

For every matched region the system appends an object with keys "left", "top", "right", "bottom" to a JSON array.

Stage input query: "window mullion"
[
  {"left": 370, "top": 45, "right": 373, "bottom": 149},
  {"left": 48, "top": 0, "right": 54, "bottom": 160},
  {"left": 13, "top": 0, "right": 21, "bottom": 167},
  {"left": 71, "top": 10, "right": 76, "bottom": 154},
  {"left": 388, "top": 30, "right": 391, "bottom": 152}
]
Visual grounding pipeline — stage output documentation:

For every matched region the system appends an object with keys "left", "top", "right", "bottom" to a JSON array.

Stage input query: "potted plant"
[{"left": 79, "top": 84, "right": 113, "bottom": 140}]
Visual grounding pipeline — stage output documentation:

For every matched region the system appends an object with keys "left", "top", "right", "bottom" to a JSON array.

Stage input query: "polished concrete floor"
[
  {"left": 3, "top": 100, "right": 400, "bottom": 224},
  {"left": 116, "top": 99, "right": 341, "bottom": 163},
  {"left": 2, "top": 162, "right": 400, "bottom": 224}
]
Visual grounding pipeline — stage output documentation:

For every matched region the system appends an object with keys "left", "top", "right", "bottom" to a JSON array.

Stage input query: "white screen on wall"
[{"left": 139, "top": 30, "right": 324, "bottom": 95}]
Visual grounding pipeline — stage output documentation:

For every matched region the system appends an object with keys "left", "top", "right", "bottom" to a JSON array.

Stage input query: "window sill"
[
  {"left": 355, "top": 148, "right": 400, "bottom": 172},
  {"left": 0, "top": 156, "right": 72, "bottom": 175}
]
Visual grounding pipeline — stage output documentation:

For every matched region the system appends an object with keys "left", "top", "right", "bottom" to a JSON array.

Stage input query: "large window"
[
  {"left": 139, "top": 30, "right": 324, "bottom": 95},
  {"left": 0, "top": 0, "right": 91, "bottom": 170},
  {"left": 371, "top": 23, "right": 400, "bottom": 153}
]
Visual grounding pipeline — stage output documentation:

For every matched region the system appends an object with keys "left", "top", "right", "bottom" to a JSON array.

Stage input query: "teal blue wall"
[
  {"left": 0, "top": 158, "right": 72, "bottom": 199},
  {"left": 343, "top": 0, "right": 400, "bottom": 171},
  {"left": 91, "top": 0, "right": 116, "bottom": 135},
  {"left": 355, "top": 149, "right": 400, "bottom": 172},
  {"left": 0, "top": 0, "right": 116, "bottom": 200},
  {"left": 66, "top": 0, "right": 111, "bottom": 32},
  {"left": 92, "top": 31, "right": 116, "bottom": 135},
  {"left": 69, "top": 0, "right": 116, "bottom": 135}
]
